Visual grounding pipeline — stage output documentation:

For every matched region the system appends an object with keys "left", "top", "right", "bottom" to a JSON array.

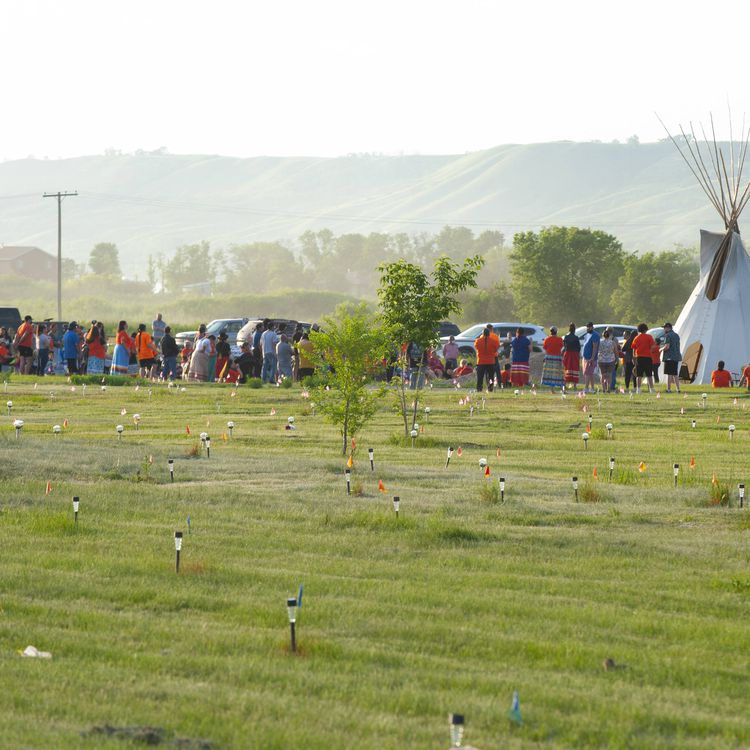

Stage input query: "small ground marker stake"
[
  {"left": 445, "top": 446, "right": 453, "bottom": 468},
  {"left": 174, "top": 531, "right": 183, "bottom": 573},
  {"left": 572, "top": 476, "right": 579, "bottom": 502},
  {"left": 72, "top": 496, "right": 79, "bottom": 525},
  {"left": 169, "top": 459, "right": 174, "bottom": 482},
  {"left": 287, "top": 596, "right": 298, "bottom": 653},
  {"left": 673, "top": 463, "right": 679, "bottom": 488},
  {"left": 393, "top": 495, "right": 400, "bottom": 518},
  {"left": 368, "top": 447, "right": 374, "bottom": 471},
  {"left": 449, "top": 714, "right": 464, "bottom": 747},
  {"left": 345, "top": 468, "right": 351, "bottom": 495}
]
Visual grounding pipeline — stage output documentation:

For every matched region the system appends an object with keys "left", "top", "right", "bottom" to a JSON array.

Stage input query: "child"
[
  {"left": 739, "top": 362, "right": 750, "bottom": 391},
  {"left": 711, "top": 360, "right": 733, "bottom": 388},
  {"left": 501, "top": 362, "right": 512, "bottom": 388}
]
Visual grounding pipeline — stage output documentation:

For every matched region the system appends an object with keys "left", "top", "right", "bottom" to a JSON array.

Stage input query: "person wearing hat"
[
  {"left": 215, "top": 331, "right": 232, "bottom": 380},
  {"left": 661, "top": 322, "right": 682, "bottom": 393},
  {"left": 63, "top": 321, "right": 81, "bottom": 374}
]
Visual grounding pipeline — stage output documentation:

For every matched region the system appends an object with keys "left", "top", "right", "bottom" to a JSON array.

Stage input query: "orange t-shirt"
[
  {"left": 650, "top": 341, "right": 661, "bottom": 365},
  {"left": 742, "top": 365, "right": 750, "bottom": 384},
  {"left": 474, "top": 333, "right": 500, "bottom": 365},
  {"left": 543, "top": 335, "right": 564, "bottom": 356},
  {"left": 711, "top": 369, "right": 732, "bottom": 388},
  {"left": 15, "top": 321, "right": 34, "bottom": 348},
  {"left": 632, "top": 333, "right": 655, "bottom": 359},
  {"left": 135, "top": 331, "right": 155, "bottom": 360}
]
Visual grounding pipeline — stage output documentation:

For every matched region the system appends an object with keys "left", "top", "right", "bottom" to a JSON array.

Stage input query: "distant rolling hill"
[{"left": 0, "top": 141, "right": 719, "bottom": 276}]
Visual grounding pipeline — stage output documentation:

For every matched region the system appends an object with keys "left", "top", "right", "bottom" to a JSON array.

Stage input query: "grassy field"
[{"left": 0, "top": 377, "right": 748, "bottom": 749}]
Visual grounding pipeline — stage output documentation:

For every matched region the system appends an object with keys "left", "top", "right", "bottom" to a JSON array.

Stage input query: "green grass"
[{"left": 1, "top": 378, "right": 749, "bottom": 749}]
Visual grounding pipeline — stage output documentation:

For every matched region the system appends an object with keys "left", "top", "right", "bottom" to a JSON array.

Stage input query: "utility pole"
[{"left": 43, "top": 191, "right": 78, "bottom": 321}]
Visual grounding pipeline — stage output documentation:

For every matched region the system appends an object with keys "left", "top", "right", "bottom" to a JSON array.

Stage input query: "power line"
[{"left": 76, "top": 189, "right": 705, "bottom": 229}]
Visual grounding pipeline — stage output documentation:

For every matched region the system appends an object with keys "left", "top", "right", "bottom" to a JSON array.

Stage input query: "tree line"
[{"left": 83, "top": 224, "right": 698, "bottom": 327}]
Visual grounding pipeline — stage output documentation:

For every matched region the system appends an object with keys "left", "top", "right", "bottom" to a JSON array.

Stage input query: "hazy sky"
[{"left": 2, "top": 0, "right": 749, "bottom": 160}]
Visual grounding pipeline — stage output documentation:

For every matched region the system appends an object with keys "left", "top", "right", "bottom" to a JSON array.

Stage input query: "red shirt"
[
  {"left": 543, "top": 335, "right": 564, "bottom": 356},
  {"left": 711, "top": 369, "right": 732, "bottom": 388},
  {"left": 632, "top": 333, "right": 655, "bottom": 359},
  {"left": 742, "top": 365, "right": 750, "bottom": 384},
  {"left": 16, "top": 321, "right": 34, "bottom": 348}
]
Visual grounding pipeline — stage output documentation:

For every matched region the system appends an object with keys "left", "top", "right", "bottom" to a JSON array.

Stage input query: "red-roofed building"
[{"left": 0, "top": 246, "right": 56, "bottom": 281}]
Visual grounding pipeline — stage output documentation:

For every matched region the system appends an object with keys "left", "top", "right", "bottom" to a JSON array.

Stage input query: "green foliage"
[
  {"left": 309, "top": 303, "right": 389, "bottom": 453},
  {"left": 510, "top": 226, "right": 625, "bottom": 324},
  {"left": 246, "top": 377, "right": 263, "bottom": 389},
  {"left": 377, "top": 255, "right": 483, "bottom": 434},
  {"left": 164, "top": 241, "right": 217, "bottom": 292},
  {"left": 460, "top": 281, "right": 516, "bottom": 323},
  {"left": 279, "top": 377, "right": 293, "bottom": 389},
  {"left": 610, "top": 247, "right": 698, "bottom": 322},
  {"left": 88, "top": 242, "right": 121, "bottom": 277},
  {"left": 70, "top": 374, "right": 135, "bottom": 386}
]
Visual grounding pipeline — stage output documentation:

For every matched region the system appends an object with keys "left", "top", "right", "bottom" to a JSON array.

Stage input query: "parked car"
[
  {"left": 437, "top": 321, "right": 461, "bottom": 338},
  {"left": 439, "top": 322, "right": 546, "bottom": 358},
  {"left": 574, "top": 324, "right": 638, "bottom": 345},
  {"left": 0, "top": 307, "right": 22, "bottom": 334},
  {"left": 235, "top": 318, "right": 312, "bottom": 350},
  {"left": 175, "top": 318, "right": 249, "bottom": 354},
  {"left": 647, "top": 326, "right": 666, "bottom": 346}
]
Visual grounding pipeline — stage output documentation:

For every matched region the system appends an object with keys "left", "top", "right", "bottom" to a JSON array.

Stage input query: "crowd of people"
[
  {"left": 1, "top": 313, "right": 749, "bottom": 393},
  {"left": 0, "top": 315, "right": 318, "bottom": 385},
  {"left": 454, "top": 321, "right": 750, "bottom": 394}
]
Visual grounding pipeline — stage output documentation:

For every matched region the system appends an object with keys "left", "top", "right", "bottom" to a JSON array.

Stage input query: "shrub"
[
  {"left": 479, "top": 482, "right": 500, "bottom": 503},
  {"left": 580, "top": 482, "right": 604, "bottom": 503},
  {"left": 70, "top": 374, "right": 136, "bottom": 386},
  {"left": 708, "top": 480, "right": 730, "bottom": 507},
  {"left": 280, "top": 377, "right": 293, "bottom": 389},
  {"left": 247, "top": 378, "right": 263, "bottom": 389}
]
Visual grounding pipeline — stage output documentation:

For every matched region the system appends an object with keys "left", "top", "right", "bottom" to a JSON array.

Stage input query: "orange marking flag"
[
  {"left": 689, "top": 456, "right": 696, "bottom": 469},
  {"left": 346, "top": 454, "right": 353, "bottom": 468},
  {"left": 592, "top": 467, "right": 598, "bottom": 478},
  {"left": 638, "top": 462, "right": 647, "bottom": 473},
  {"left": 378, "top": 480, "right": 386, "bottom": 493},
  {"left": 484, "top": 465, "right": 490, "bottom": 477},
  {"left": 186, "top": 425, "right": 191, "bottom": 435},
  {"left": 457, "top": 447, "right": 463, "bottom": 457},
  {"left": 45, "top": 481, "right": 52, "bottom": 495}
]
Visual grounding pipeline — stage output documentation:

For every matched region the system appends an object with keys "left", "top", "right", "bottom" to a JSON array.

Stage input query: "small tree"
[
  {"left": 309, "top": 303, "right": 389, "bottom": 455},
  {"left": 377, "top": 255, "right": 483, "bottom": 435}
]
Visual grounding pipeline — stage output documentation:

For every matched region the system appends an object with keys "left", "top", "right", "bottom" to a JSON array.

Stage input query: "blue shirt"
[
  {"left": 511, "top": 335, "right": 531, "bottom": 363},
  {"left": 582, "top": 330, "right": 600, "bottom": 359},
  {"left": 663, "top": 330, "right": 681, "bottom": 361},
  {"left": 63, "top": 329, "right": 79, "bottom": 359}
]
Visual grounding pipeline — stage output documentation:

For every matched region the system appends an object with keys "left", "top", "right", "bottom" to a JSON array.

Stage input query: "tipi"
[{"left": 665, "top": 118, "right": 750, "bottom": 384}]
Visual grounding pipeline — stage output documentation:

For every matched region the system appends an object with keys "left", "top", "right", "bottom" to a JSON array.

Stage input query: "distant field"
[{"left": 1, "top": 377, "right": 748, "bottom": 749}]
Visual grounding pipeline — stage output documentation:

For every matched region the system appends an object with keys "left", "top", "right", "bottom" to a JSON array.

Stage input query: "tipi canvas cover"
[{"left": 675, "top": 229, "right": 750, "bottom": 384}]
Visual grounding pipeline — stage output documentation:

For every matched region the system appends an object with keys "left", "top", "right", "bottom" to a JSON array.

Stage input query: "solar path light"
[
  {"left": 691, "top": 419, "right": 696, "bottom": 429},
  {"left": 729, "top": 424, "right": 736, "bottom": 439},
  {"left": 392, "top": 495, "right": 400, "bottom": 517},
  {"left": 572, "top": 476, "right": 579, "bottom": 502},
  {"left": 52, "top": 424, "right": 61, "bottom": 436},
  {"left": 287, "top": 597, "right": 298, "bottom": 653},
  {"left": 445, "top": 446, "right": 454, "bottom": 468},
  {"left": 368, "top": 447, "right": 374, "bottom": 471},
  {"left": 606, "top": 423, "right": 613, "bottom": 438},
  {"left": 582, "top": 432, "right": 589, "bottom": 450},
  {"left": 13, "top": 419, "right": 23, "bottom": 439},
  {"left": 168, "top": 459, "right": 175, "bottom": 482},
  {"left": 116, "top": 424, "right": 124, "bottom": 441},
  {"left": 133, "top": 413, "right": 141, "bottom": 430},
  {"left": 72, "top": 496, "right": 79, "bottom": 525},
  {"left": 345, "top": 468, "right": 351, "bottom": 495},
  {"left": 449, "top": 714, "right": 464, "bottom": 747},
  {"left": 6, "top": 400, "right": 12, "bottom": 416},
  {"left": 740, "top": 483, "right": 745, "bottom": 508},
  {"left": 410, "top": 428, "right": 418, "bottom": 447},
  {"left": 174, "top": 531, "right": 183, "bottom": 573},
  {"left": 205, "top": 435, "right": 211, "bottom": 458},
  {"left": 227, "top": 421, "right": 235, "bottom": 437},
  {"left": 499, "top": 477, "right": 506, "bottom": 502},
  {"left": 609, "top": 457, "right": 615, "bottom": 481},
  {"left": 673, "top": 463, "right": 679, "bottom": 488}
]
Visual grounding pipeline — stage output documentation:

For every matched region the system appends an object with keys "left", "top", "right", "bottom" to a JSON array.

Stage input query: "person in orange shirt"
[
  {"left": 14, "top": 315, "right": 35, "bottom": 374},
  {"left": 134, "top": 323, "right": 158, "bottom": 378},
  {"left": 631, "top": 323, "right": 656, "bottom": 394},
  {"left": 453, "top": 359, "right": 474, "bottom": 378},
  {"left": 711, "top": 361, "right": 733, "bottom": 388},
  {"left": 474, "top": 324, "right": 500, "bottom": 392},
  {"left": 740, "top": 363, "right": 750, "bottom": 391},
  {"left": 650, "top": 338, "right": 661, "bottom": 384},
  {"left": 541, "top": 326, "right": 564, "bottom": 390}
]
